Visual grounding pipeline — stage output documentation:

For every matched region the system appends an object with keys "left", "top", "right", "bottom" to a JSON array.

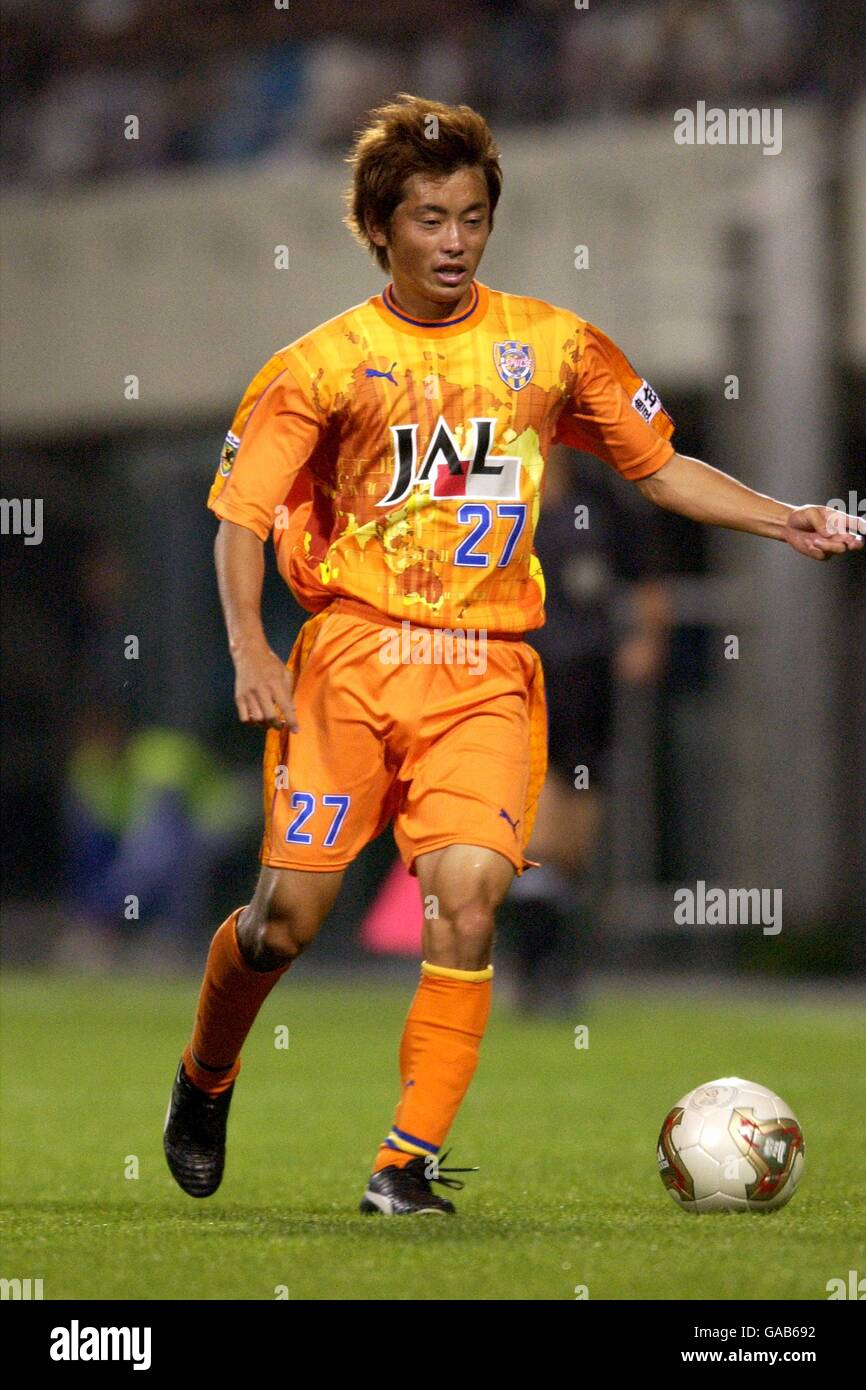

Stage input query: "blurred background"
[{"left": 2, "top": 0, "right": 864, "bottom": 991}]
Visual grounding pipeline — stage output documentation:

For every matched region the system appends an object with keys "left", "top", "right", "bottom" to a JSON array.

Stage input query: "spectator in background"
[
  {"left": 61, "top": 712, "right": 254, "bottom": 970},
  {"left": 503, "top": 444, "right": 672, "bottom": 1014},
  {"left": 1, "top": 0, "right": 818, "bottom": 189}
]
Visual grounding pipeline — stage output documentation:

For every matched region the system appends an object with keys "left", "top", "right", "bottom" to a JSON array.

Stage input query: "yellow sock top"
[{"left": 421, "top": 960, "right": 494, "bottom": 982}]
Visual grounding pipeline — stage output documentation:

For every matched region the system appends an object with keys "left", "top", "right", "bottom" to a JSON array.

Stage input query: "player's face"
[{"left": 376, "top": 165, "right": 492, "bottom": 318}]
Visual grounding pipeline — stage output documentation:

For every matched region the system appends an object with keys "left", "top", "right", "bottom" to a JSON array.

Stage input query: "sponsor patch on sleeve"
[
  {"left": 631, "top": 380, "right": 665, "bottom": 425},
  {"left": 219, "top": 430, "right": 241, "bottom": 477}
]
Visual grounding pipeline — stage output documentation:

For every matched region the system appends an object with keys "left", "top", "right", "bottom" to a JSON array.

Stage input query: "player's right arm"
[
  {"left": 214, "top": 518, "right": 299, "bottom": 731},
  {"left": 207, "top": 350, "right": 327, "bottom": 730}
]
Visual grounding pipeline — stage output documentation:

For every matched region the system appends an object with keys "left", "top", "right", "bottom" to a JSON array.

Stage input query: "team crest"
[
  {"left": 219, "top": 430, "right": 240, "bottom": 477},
  {"left": 494, "top": 341, "right": 535, "bottom": 391}
]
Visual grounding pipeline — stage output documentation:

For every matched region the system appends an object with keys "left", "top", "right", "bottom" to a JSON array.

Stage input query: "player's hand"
[
  {"left": 782, "top": 505, "right": 865, "bottom": 560},
  {"left": 232, "top": 642, "right": 299, "bottom": 731},
  {"left": 614, "top": 631, "right": 666, "bottom": 686}
]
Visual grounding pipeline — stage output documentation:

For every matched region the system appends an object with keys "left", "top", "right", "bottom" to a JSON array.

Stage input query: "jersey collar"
[{"left": 371, "top": 280, "right": 490, "bottom": 337}]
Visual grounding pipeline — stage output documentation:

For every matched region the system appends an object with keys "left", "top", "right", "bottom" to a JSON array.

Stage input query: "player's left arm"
[{"left": 636, "top": 451, "right": 865, "bottom": 561}]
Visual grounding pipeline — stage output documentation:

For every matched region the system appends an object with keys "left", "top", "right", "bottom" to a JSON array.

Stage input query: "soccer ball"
[{"left": 657, "top": 1076, "right": 805, "bottom": 1212}]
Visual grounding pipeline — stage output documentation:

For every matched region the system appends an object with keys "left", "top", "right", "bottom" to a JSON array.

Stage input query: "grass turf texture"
[{"left": 1, "top": 969, "right": 864, "bottom": 1301}]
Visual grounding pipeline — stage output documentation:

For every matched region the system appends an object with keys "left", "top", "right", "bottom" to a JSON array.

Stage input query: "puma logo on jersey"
[
  {"left": 365, "top": 361, "right": 398, "bottom": 385},
  {"left": 499, "top": 807, "right": 521, "bottom": 837},
  {"left": 379, "top": 415, "right": 522, "bottom": 507}
]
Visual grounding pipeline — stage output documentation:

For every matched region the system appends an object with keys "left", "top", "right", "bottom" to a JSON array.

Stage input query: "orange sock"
[
  {"left": 182, "top": 908, "right": 290, "bottom": 1095},
  {"left": 372, "top": 960, "right": 493, "bottom": 1173}
]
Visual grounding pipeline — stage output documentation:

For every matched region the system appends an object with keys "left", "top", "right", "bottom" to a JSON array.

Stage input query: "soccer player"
[{"left": 163, "top": 94, "right": 864, "bottom": 1216}]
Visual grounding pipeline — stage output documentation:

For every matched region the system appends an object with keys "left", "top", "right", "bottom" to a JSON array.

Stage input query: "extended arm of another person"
[
  {"left": 214, "top": 518, "right": 299, "bottom": 731},
  {"left": 636, "top": 452, "right": 864, "bottom": 560},
  {"left": 615, "top": 579, "right": 672, "bottom": 686}
]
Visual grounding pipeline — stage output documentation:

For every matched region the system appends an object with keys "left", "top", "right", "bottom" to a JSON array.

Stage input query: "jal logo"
[{"left": 379, "top": 416, "right": 521, "bottom": 507}]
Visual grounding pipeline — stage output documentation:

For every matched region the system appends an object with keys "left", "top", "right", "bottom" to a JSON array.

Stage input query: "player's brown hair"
[{"left": 344, "top": 94, "right": 502, "bottom": 272}]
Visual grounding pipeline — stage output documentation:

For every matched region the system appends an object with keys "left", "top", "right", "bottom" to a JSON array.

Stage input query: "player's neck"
[{"left": 386, "top": 278, "right": 476, "bottom": 322}]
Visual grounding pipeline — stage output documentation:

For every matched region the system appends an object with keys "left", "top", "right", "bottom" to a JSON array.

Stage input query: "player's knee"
[
  {"left": 436, "top": 871, "right": 505, "bottom": 927},
  {"left": 236, "top": 905, "right": 314, "bottom": 972},
  {"left": 440, "top": 897, "right": 497, "bottom": 954}
]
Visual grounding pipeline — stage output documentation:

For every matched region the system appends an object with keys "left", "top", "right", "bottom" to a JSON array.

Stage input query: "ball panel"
[
  {"left": 657, "top": 1106, "right": 698, "bottom": 1204},
  {"left": 673, "top": 1106, "right": 705, "bottom": 1148},
  {"left": 678, "top": 1143, "right": 721, "bottom": 1201},
  {"left": 758, "top": 1148, "right": 805, "bottom": 1209},
  {"left": 688, "top": 1080, "right": 740, "bottom": 1113},
  {"left": 735, "top": 1089, "right": 779, "bottom": 1119},
  {"left": 695, "top": 1192, "right": 749, "bottom": 1213}
]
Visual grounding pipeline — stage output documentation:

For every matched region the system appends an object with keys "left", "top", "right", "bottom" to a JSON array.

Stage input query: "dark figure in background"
[
  {"left": 62, "top": 709, "right": 253, "bottom": 970},
  {"left": 505, "top": 444, "right": 671, "bottom": 1014}
]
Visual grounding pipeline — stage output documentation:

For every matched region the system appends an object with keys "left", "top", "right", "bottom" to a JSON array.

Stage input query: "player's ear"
[{"left": 364, "top": 211, "right": 388, "bottom": 250}]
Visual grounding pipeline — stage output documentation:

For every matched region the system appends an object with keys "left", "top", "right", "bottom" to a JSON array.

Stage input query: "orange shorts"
[{"left": 260, "top": 597, "right": 548, "bottom": 876}]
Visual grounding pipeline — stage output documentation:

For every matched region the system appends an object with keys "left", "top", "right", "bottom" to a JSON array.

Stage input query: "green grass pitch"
[{"left": 1, "top": 969, "right": 864, "bottom": 1300}]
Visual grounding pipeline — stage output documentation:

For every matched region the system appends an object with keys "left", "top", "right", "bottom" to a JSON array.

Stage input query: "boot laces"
[{"left": 411, "top": 1150, "right": 479, "bottom": 1192}]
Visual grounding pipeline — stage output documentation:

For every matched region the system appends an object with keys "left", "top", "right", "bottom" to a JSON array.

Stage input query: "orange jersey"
[{"left": 208, "top": 280, "right": 675, "bottom": 634}]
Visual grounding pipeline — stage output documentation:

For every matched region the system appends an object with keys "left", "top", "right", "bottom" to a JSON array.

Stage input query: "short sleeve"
[
  {"left": 554, "top": 323, "right": 675, "bottom": 481},
  {"left": 207, "top": 354, "right": 323, "bottom": 541}
]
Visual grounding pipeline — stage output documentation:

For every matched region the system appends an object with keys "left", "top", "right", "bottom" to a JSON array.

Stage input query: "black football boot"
[
  {"left": 359, "top": 1151, "right": 477, "bottom": 1215},
  {"left": 163, "top": 1058, "right": 235, "bottom": 1197}
]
